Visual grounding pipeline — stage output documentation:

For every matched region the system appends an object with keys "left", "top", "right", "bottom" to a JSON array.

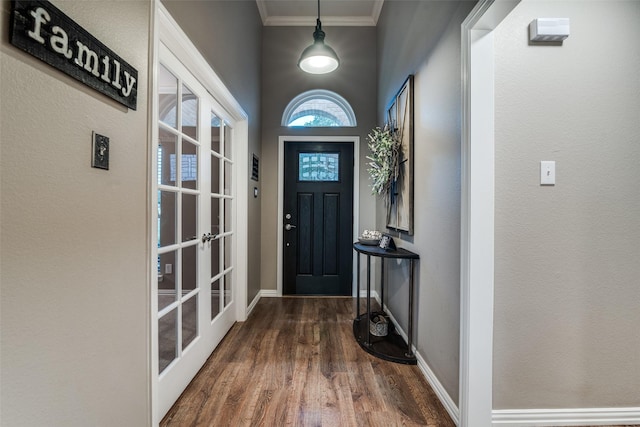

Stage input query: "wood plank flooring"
[{"left": 161, "top": 297, "right": 455, "bottom": 427}]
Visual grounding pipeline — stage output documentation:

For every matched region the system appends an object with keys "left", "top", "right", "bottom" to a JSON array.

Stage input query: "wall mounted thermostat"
[{"left": 529, "top": 18, "right": 570, "bottom": 42}]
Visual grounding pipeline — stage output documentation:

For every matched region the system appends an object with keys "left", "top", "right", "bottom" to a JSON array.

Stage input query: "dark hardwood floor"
[{"left": 161, "top": 297, "right": 455, "bottom": 426}]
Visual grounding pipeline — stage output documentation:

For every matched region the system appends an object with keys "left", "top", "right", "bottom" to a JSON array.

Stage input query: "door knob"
[{"left": 285, "top": 224, "right": 297, "bottom": 231}]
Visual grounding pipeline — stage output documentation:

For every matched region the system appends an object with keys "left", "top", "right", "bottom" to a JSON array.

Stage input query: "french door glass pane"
[
  {"left": 211, "top": 113, "right": 221, "bottom": 154},
  {"left": 211, "top": 278, "right": 221, "bottom": 320},
  {"left": 224, "top": 275, "right": 232, "bottom": 308},
  {"left": 211, "top": 155, "right": 220, "bottom": 194},
  {"left": 211, "top": 237, "right": 220, "bottom": 278},
  {"left": 182, "top": 244, "right": 197, "bottom": 293},
  {"left": 181, "top": 194, "right": 197, "bottom": 242},
  {"left": 158, "top": 250, "right": 176, "bottom": 311},
  {"left": 224, "top": 161, "right": 232, "bottom": 196},
  {"left": 181, "top": 141, "right": 198, "bottom": 190},
  {"left": 182, "top": 84, "right": 198, "bottom": 140},
  {"left": 224, "top": 124, "right": 232, "bottom": 159},
  {"left": 158, "top": 191, "right": 176, "bottom": 247},
  {"left": 224, "top": 199, "right": 232, "bottom": 232},
  {"left": 182, "top": 295, "right": 197, "bottom": 350},
  {"left": 158, "top": 129, "right": 177, "bottom": 186},
  {"left": 158, "top": 64, "right": 177, "bottom": 128},
  {"left": 224, "top": 236, "right": 232, "bottom": 270},
  {"left": 211, "top": 198, "right": 220, "bottom": 238},
  {"left": 159, "top": 308, "right": 177, "bottom": 374}
]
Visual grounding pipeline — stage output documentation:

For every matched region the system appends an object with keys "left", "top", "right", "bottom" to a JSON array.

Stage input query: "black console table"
[{"left": 353, "top": 242, "right": 419, "bottom": 365}]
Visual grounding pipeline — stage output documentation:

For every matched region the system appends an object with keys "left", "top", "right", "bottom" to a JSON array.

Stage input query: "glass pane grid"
[{"left": 299, "top": 152, "right": 339, "bottom": 182}]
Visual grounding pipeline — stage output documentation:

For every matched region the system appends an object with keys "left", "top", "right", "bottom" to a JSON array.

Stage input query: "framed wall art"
[{"left": 386, "top": 75, "right": 414, "bottom": 235}]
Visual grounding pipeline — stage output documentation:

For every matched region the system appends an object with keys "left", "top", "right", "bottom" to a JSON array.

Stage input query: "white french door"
[{"left": 154, "top": 43, "right": 237, "bottom": 419}]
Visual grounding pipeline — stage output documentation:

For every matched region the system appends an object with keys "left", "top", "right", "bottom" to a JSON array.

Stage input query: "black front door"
[{"left": 283, "top": 141, "right": 354, "bottom": 295}]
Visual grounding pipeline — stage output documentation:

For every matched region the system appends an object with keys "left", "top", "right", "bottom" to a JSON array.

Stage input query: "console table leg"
[
  {"left": 366, "top": 254, "right": 371, "bottom": 347},
  {"left": 356, "top": 252, "right": 360, "bottom": 318},
  {"left": 406, "top": 259, "right": 415, "bottom": 358},
  {"left": 380, "top": 258, "right": 385, "bottom": 313}
]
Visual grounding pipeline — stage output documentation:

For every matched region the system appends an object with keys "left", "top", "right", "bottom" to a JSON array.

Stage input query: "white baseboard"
[
  {"left": 259, "top": 289, "right": 279, "bottom": 297},
  {"left": 492, "top": 407, "right": 640, "bottom": 426},
  {"left": 246, "top": 289, "right": 279, "bottom": 317},
  {"left": 415, "top": 351, "right": 461, "bottom": 425}
]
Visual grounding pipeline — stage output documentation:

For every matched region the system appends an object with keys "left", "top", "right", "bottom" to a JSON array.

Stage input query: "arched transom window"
[{"left": 282, "top": 89, "right": 357, "bottom": 127}]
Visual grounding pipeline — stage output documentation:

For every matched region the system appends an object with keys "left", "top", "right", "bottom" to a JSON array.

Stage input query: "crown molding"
[
  {"left": 263, "top": 15, "right": 377, "bottom": 27},
  {"left": 256, "top": 0, "right": 383, "bottom": 26}
]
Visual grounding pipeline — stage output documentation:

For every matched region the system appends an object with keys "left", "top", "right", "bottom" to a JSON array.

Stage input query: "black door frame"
[{"left": 276, "top": 136, "right": 360, "bottom": 297}]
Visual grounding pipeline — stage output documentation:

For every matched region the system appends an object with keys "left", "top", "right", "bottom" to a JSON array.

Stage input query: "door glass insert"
[
  {"left": 181, "top": 194, "right": 197, "bottom": 242},
  {"left": 224, "top": 161, "right": 232, "bottom": 196},
  {"left": 224, "top": 124, "right": 232, "bottom": 160},
  {"left": 211, "top": 113, "right": 221, "bottom": 154},
  {"left": 224, "top": 274, "right": 232, "bottom": 308},
  {"left": 159, "top": 64, "right": 178, "bottom": 129},
  {"left": 182, "top": 84, "right": 198, "bottom": 140},
  {"left": 224, "top": 236, "right": 232, "bottom": 271},
  {"left": 299, "top": 152, "right": 339, "bottom": 182},
  {"left": 158, "top": 191, "right": 176, "bottom": 247},
  {"left": 224, "top": 199, "right": 232, "bottom": 232},
  {"left": 182, "top": 245, "right": 197, "bottom": 293},
  {"left": 159, "top": 308, "right": 177, "bottom": 374},
  {"left": 181, "top": 141, "right": 198, "bottom": 190},
  {"left": 211, "top": 278, "right": 221, "bottom": 320},
  {"left": 158, "top": 250, "right": 176, "bottom": 311},
  {"left": 158, "top": 129, "right": 177, "bottom": 186},
  {"left": 211, "top": 198, "right": 220, "bottom": 239},
  {"left": 211, "top": 155, "right": 220, "bottom": 194},
  {"left": 182, "top": 295, "right": 197, "bottom": 350},
  {"left": 211, "top": 237, "right": 220, "bottom": 278}
]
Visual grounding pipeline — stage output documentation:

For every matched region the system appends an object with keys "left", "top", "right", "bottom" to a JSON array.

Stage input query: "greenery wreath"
[{"left": 366, "top": 124, "right": 401, "bottom": 203}]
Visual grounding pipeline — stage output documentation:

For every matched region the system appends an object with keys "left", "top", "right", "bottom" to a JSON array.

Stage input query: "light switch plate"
[
  {"left": 540, "top": 161, "right": 555, "bottom": 185},
  {"left": 92, "top": 132, "right": 109, "bottom": 170}
]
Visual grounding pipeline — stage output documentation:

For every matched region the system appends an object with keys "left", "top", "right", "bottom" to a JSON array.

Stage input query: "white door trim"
[
  {"left": 459, "top": 1, "right": 520, "bottom": 426},
  {"left": 276, "top": 136, "right": 360, "bottom": 297},
  {"left": 151, "top": 2, "right": 250, "bottom": 425}
]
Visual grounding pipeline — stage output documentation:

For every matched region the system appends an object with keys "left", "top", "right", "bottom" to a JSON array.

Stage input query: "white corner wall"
[
  {"left": 493, "top": 0, "right": 640, "bottom": 413},
  {"left": 0, "top": 1, "right": 151, "bottom": 425}
]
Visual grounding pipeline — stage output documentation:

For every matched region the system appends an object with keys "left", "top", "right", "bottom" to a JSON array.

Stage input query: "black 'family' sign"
[{"left": 9, "top": 0, "right": 138, "bottom": 110}]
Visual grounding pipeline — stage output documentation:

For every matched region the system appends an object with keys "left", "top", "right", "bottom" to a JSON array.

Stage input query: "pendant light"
[{"left": 297, "top": 0, "right": 340, "bottom": 74}]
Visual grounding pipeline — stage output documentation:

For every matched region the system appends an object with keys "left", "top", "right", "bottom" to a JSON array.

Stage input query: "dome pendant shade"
[{"left": 298, "top": 19, "right": 340, "bottom": 74}]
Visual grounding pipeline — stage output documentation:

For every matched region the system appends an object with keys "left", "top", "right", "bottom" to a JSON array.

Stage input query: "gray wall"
[
  {"left": 493, "top": 1, "right": 640, "bottom": 409},
  {"left": 0, "top": 1, "right": 151, "bottom": 425},
  {"left": 162, "top": 0, "right": 263, "bottom": 305},
  {"left": 260, "top": 26, "right": 378, "bottom": 291},
  {"left": 376, "top": 1, "right": 477, "bottom": 404}
]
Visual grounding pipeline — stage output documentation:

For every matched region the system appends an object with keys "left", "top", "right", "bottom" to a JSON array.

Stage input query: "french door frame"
[
  {"left": 459, "top": 1, "right": 520, "bottom": 426},
  {"left": 150, "top": 2, "right": 249, "bottom": 425},
  {"left": 276, "top": 136, "right": 360, "bottom": 297}
]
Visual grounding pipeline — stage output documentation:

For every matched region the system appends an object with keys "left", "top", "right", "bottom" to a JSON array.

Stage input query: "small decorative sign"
[
  {"left": 251, "top": 154, "right": 259, "bottom": 181},
  {"left": 9, "top": 0, "right": 138, "bottom": 110}
]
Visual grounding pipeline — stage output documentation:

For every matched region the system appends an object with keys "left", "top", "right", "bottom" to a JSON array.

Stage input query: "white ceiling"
[{"left": 256, "top": 0, "right": 385, "bottom": 26}]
